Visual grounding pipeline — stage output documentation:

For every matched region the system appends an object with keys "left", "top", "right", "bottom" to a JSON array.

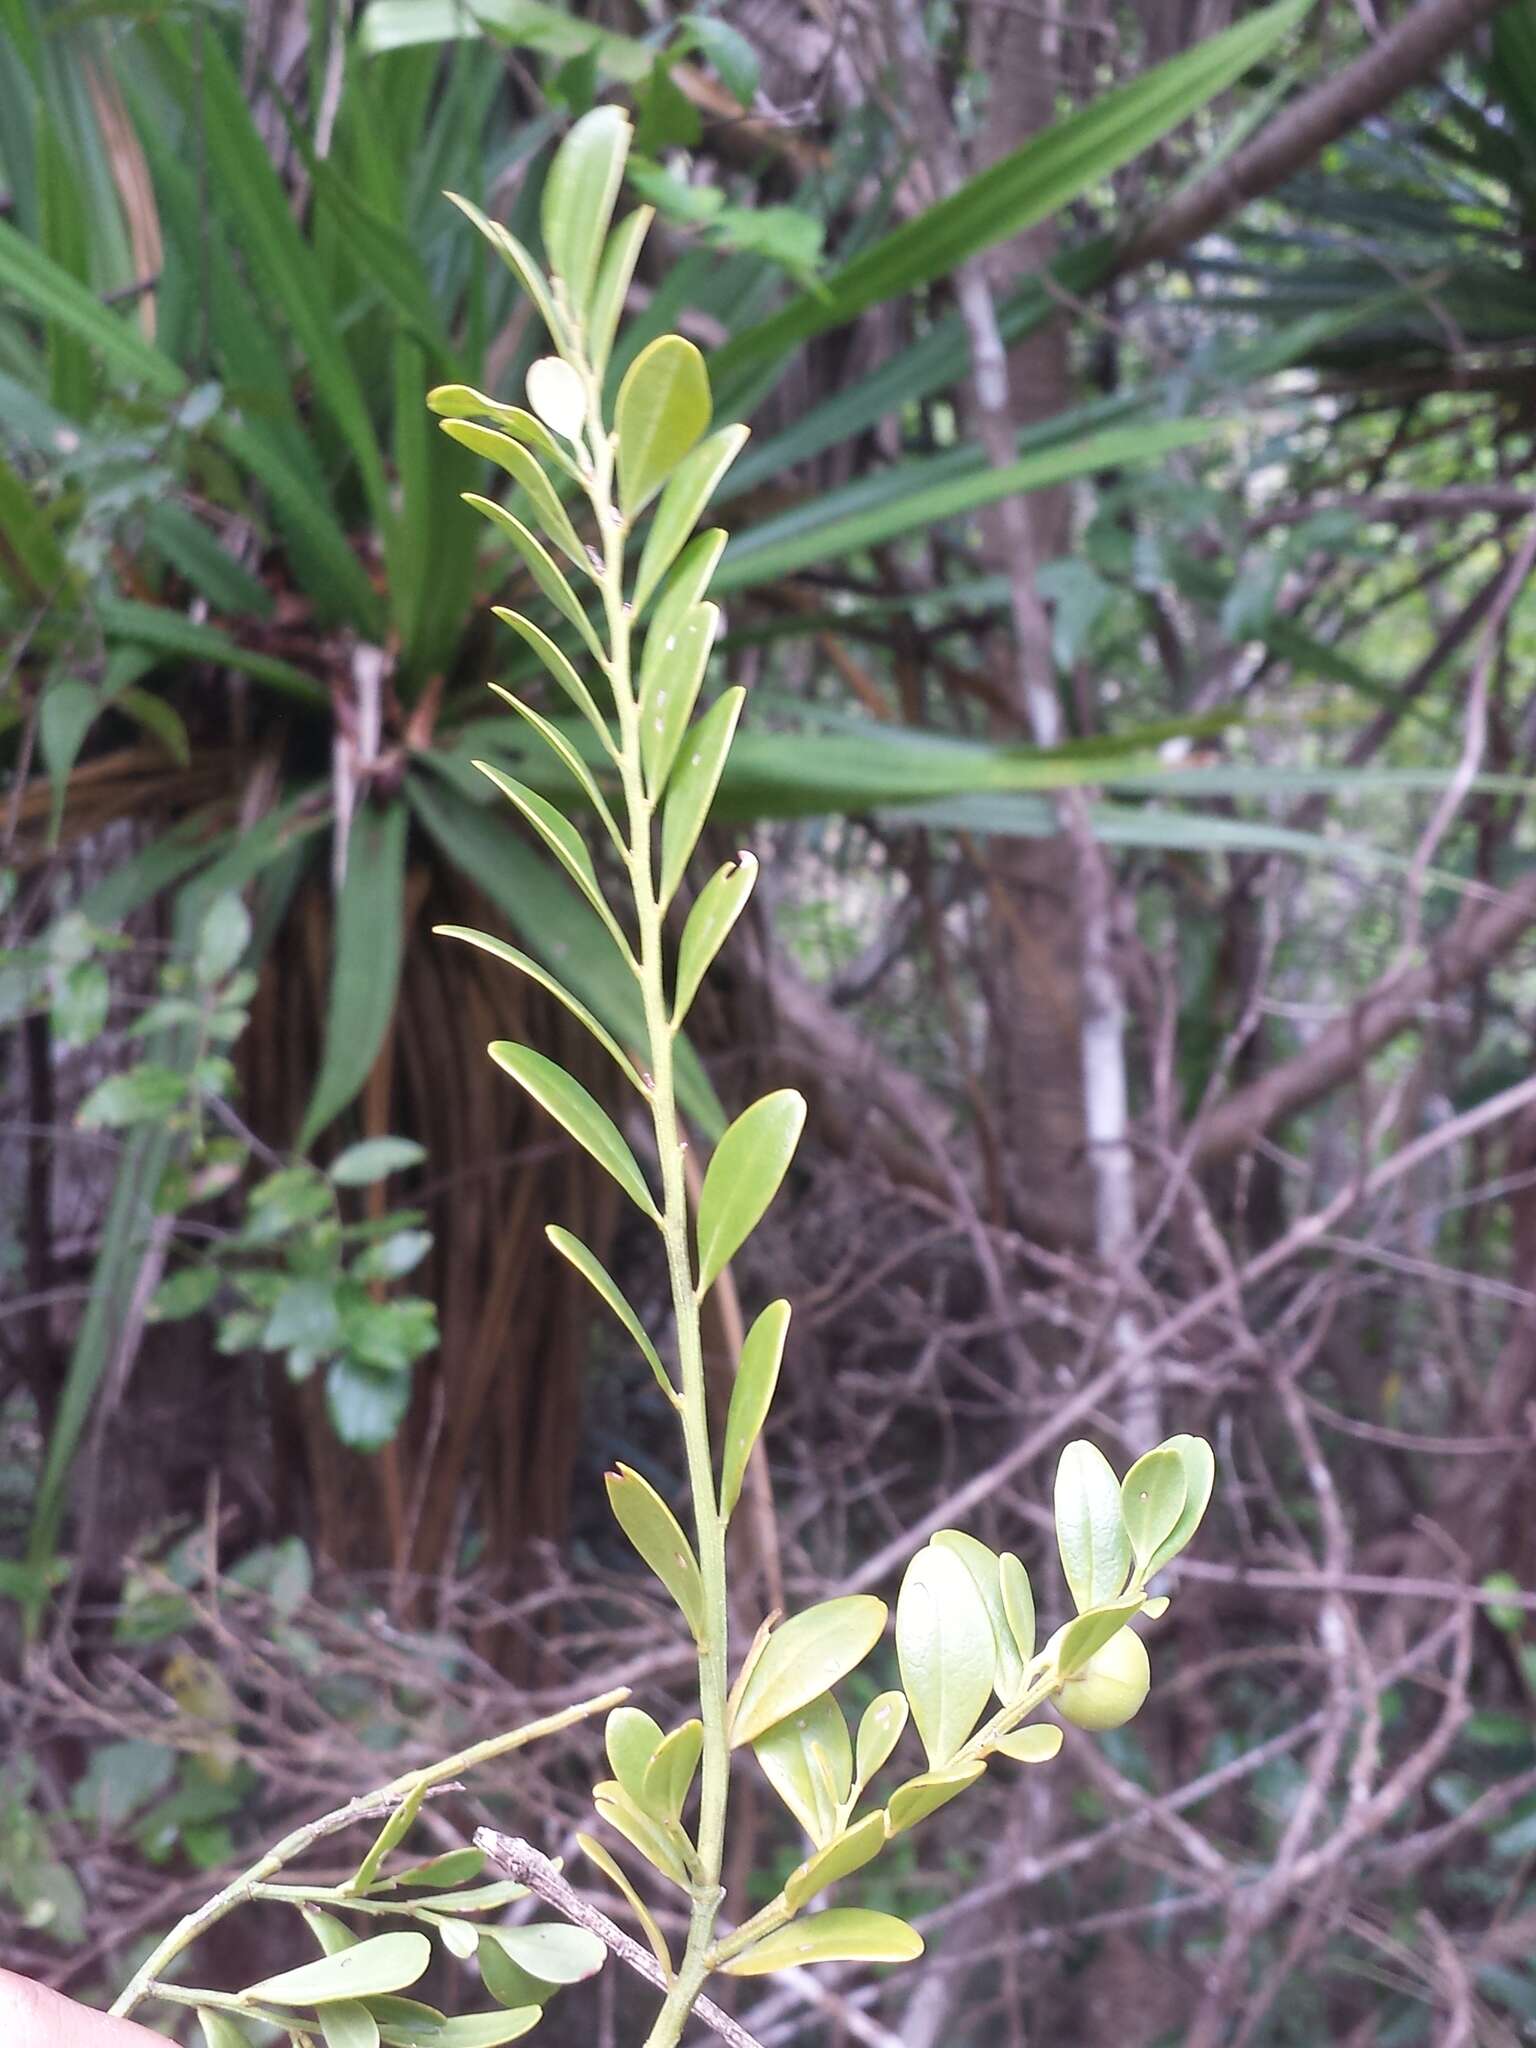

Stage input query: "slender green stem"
[{"left": 576, "top": 371, "right": 732, "bottom": 2048}]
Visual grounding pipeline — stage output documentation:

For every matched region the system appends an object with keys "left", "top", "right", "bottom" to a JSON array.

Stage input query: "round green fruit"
[{"left": 1057, "top": 1626, "right": 1150, "bottom": 1731}]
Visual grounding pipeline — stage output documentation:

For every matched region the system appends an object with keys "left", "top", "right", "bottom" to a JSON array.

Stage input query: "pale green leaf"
[
  {"left": 854, "top": 1691, "right": 909, "bottom": 1790},
  {"left": 489, "top": 1041, "right": 658, "bottom": 1219},
  {"left": 197, "top": 2012, "right": 252, "bottom": 2048},
  {"left": 577, "top": 1831, "right": 672, "bottom": 1975},
  {"left": 720, "top": 1298, "right": 789, "bottom": 1517},
  {"left": 634, "top": 424, "right": 749, "bottom": 611},
  {"left": 320, "top": 2003, "right": 380, "bottom": 2048},
  {"left": 486, "top": 685, "right": 623, "bottom": 848},
  {"left": 932, "top": 1527, "right": 1023, "bottom": 1703},
  {"left": 424, "top": 2015, "right": 541, "bottom": 2047},
  {"left": 547, "top": 1225, "right": 674, "bottom": 1397},
  {"left": 483, "top": 1921, "right": 605, "bottom": 1984},
  {"left": 445, "top": 192, "right": 564, "bottom": 348},
  {"left": 753, "top": 1690, "right": 851, "bottom": 1845},
  {"left": 462, "top": 496, "right": 602, "bottom": 660},
  {"left": 441, "top": 423, "right": 587, "bottom": 566},
  {"left": 1146, "top": 1434, "right": 1216, "bottom": 1577},
  {"left": 1120, "top": 1447, "right": 1188, "bottom": 1577},
  {"left": 426, "top": 385, "right": 572, "bottom": 470},
  {"left": 784, "top": 1810, "right": 887, "bottom": 1912},
  {"left": 246, "top": 1933, "right": 431, "bottom": 2007},
  {"left": 471, "top": 759, "right": 631, "bottom": 957},
  {"left": 659, "top": 687, "right": 745, "bottom": 903},
  {"left": 525, "top": 355, "right": 587, "bottom": 442},
  {"left": 592, "top": 1779, "right": 689, "bottom": 1886},
  {"left": 673, "top": 853, "right": 757, "bottom": 1025},
  {"left": 720, "top": 1908, "right": 923, "bottom": 1976},
  {"left": 1054, "top": 1440, "right": 1130, "bottom": 1613},
  {"left": 542, "top": 104, "right": 631, "bottom": 316},
  {"left": 638, "top": 602, "right": 718, "bottom": 798},
  {"left": 439, "top": 926, "right": 643, "bottom": 1092},
  {"left": 884, "top": 1761, "right": 985, "bottom": 1835},
  {"left": 642, "top": 525, "right": 726, "bottom": 628},
  {"left": 490, "top": 606, "right": 611, "bottom": 748},
  {"left": 730, "top": 1596, "right": 887, "bottom": 1748},
  {"left": 587, "top": 207, "right": 653, "bottom": 377},
  {"left": 616, "top": 335, "right": 711, "bottom": 515},
  {"left": 999, "top": 1551, "right": 1036, "bottom": 1666},
  {"left": 695, "top": 1088, "right": 806, "bottom": 1295},
  {"left": 605, "top": 1705, "right": 666, "bottom": 1804},
  {"left": 605, "top": 1463, "right": 705, "bottom": 1635},
  {"left": 1047, "top": 1596, "right": 1144, "bottom": 1680},
  {"left": 992, "top": 1724, "right": 1063, "bottom": 1765},
  {"left": 897, "top": 1543, "right": 996, "bottom": 1768},
  {"left": 641, "top": 1719, "right": 703, "bottom": 1823},
  {"left": 329, "top": 1138, "right": 427, "bottom": 1187}
]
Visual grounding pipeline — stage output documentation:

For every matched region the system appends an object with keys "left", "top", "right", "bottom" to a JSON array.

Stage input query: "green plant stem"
[
  {"left": 581, "top": 387, "right": 731, "bottom": 2048},
  {"left": 109, "top": 1686, "right": 626, "bottom": 2019}
]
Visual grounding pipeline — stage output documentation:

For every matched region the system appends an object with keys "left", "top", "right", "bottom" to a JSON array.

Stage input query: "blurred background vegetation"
[{"left": 4, "top": 0, "right": 1536, "bottom": 2040}]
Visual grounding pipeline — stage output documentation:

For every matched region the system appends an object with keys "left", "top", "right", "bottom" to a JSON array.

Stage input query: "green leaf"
[
  {"left": 350, "top": 1227, "right": 430, "bottom": 1278},
  {"left": 659, "top": 686, "right": 745, "bottom": 903},
  {"left": 641, "top": 1719, "right": 703, "bottom": 1823},
  {"left": 999, "top": 1551, "right": 1036, "bottom": 1666},
  {"left": 673, "top": 853, "right": 757, "bottom": 1025},
  {"left": 423, "top": 2015, "right": 541, "bottom": 2047},
  {"left": 720, "top": 1298, "right": 789, "bottom": 1518},
  {"left": 194, "top": 894, "right": 252, "bottom": 988},
  {"left": 721, "top": 1908, "right": 923, "bottom": 1976},
  {"left": 151, "top": 1266, "right": 221, "bottom": 1322},
  {"left": 547, "top": 1225, "right": 674, "bottom": 1397},
  {"left": 384, "top": 1883, "right": 527, "bottom": 1914},
  {"left": 463, "top": 495, "right": 603, "bottom": 659},
  {"left": 77, "top": 1064, "right": 189, "bottom": 1130},
  {"left": 784, "top": 1810, "right": 887, "bottom": 1912},
  {"left": 361, "top": 1994, "right": 447, "bottom": 2044},
  {"left": 264, "top": 1279, "right": 342, "bottom": 1355},
  {"left": 587, "top": 207, "right": 653, "bottom": 377},
  {"left": 320, "top": 2004, "right": 380, "bottom": 2048},
  {"left": 753, "top": 1690, "right": 851, "bottom": 1845},
  {"left": 441, "top": 422, "right": 587, "bottom": 565},
  {"left": 247, "top": 1933, "right": 432, "bottom": 2007},
  {"left": 684, "top": 13, "right": 759, "bottom": 104},
  {"left": 472, "top": 760, "right": 632, "bottom": 957},
  {"left": 197, "top": 2012, "right": 253, "bottom": 2048},
  {"left": 326, "top": 1359, "right": 414, "bottom": 1451},
  {"left": 439, "top": 926, "right": 643, "bottom": 1092},
  {"left": 486, "top": 685, "right": 623, "bottom": 849},
  {"left": 605, "top": 1462, "right": 705, "bottom": 1635},
  {"left": 51, "top": 961, "right": 109, "bottom": 1046},
  {"left": 1054, "top": 1440, "right": 1130, "bottom": 1613},
  {"left": 577, "top": 1831, "right": 672, "bottom": 1976},
  {"left": 730, "top": 1595, "right": 887, "bottom": 1748},
  {"left": 932, "top": 1528, "right": 1023, "bottom": 1703},
  {"left": 638, "top": 603, "right": 719, "bottom": 798},
  {"left": 605, "top": 1704, "right": 666, "bottom": 1804},
  {"left": 542, "top": 104, "right": 631, "bottom": 317},
  {"left": 1048, "top": 1596, "right": 1144, "bottom": 1680},
  {"left": 299, "top": 805, "right": 408, "bottom": 1150},
  {"left": 897, "top": 1543, "right": 996, "bottom": 1768},
  {"left": 491, "top": 607, "right": 611, "bottom": 748},
  {"left": 490, "top": 1042, "right": 658, "bottom": 1219},
  {"left": 634, "top": 425, "right": 749, "bottom": 612},
  {"left": 445, "top": 190, "right": 565, "bottom": 346},
  {"left": 884, "top": 1761, "right": 985, "bottom": 1835},
  {"left": 591, "top": 1779, "right": 689, "bottom": 1886},
  {"left": 855, "top": 1691, "right": 909, "bottom": 1789},
  {"left": 329, "top": 1138, "right": 428, "bottom": 1187},
  {"left": 643, "top": 525, "right": 727, "bottom": 627},
  {"left": 428, "top": 385, "right": 573, "bottom": 468},
  {"left": 483, "top": 1922, "right": 605, "bottom": 1985},
  {"left": 395, "top": 1848, "right": 487, "bottom": 1889},
  {"left": 525, "top": 356, "right": 587, "bottom": 441},
  {"left": 616, "top": 335, "right": 711, "bottom": 515},
  {"left": 1120, "top": 1447, "right": 1188, "bottom": 1578},
  {"left": 1145, "top": 1434, "right": 1216, "bottom": 1577},
  {"left": 695, "top": 1087, "right": 806, "bottom": 1295},
  {"left": 991, "top": 1724, "right": 1063, "bottom": 1766}
]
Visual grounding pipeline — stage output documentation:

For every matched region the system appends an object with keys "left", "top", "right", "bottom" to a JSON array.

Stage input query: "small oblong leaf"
[
  {"left": 606, "top": 1463, "right": 705, "bottom": 1636},
  {"left": 577, "top": 1831, "right": 672, "bottom": 1976},
  {"left": 884, "top": 1761, "right": 985, "bottom": 1835},
  {"left": 395, "top": 1848, "right": 486, "bottom": 1889},
  {"left": 999, "top": 1551, "right": 1036, "bottom": 1666},
  {"left": 490, "top": 1041, "right": 658, "bottom": 1219},
  {"left": 491, "top": 607, "right": 610, "bottom": 747},
  {"left": 427, "top": 386, "right": 572, "bottom": 471},
  {"left": 548, "top": 1225, "right": 674, "bottom": 1398},
  {"left": 720, "top": 1298, "right": 789, "bottom": 1518},
  {"left": 642, "top": 1719, "right": 704, "bottom": 1823},
  {"left": 643, "top": 525, "right": 727, "bottom": 629},
  {"left": 696, "top": 1087, "right": 805, "bottom": 1296},
  {"left": 1047, "top": 1596, "right": 1144, "bottom": 1681},
  {"left": 1054, "top": 1440, "right": 1131, "bottom": 1613},
  {"left": 320, "top": 2003, "right": 380, "bottom": 2048},
  {"left": 247, "top": 1933, "right": 432, "bottom": 2007},
  {"left": 731, "top": 1596, "right": 887, "bottom": 1749},
  {"left": 473, "top": 758, "right": 631, "bottom": 954},
  {"left": 525, "top": 356, "right": 587, "bottom": 442},
  {"left": 674, "top": 853, "right": 757, "bottom": 1025},
  {"left": 424, "top": 2015, "right": 541, "bottom": 2047},
  {"left": 753, "top": 1691, "right": 851, "bottom": 1845},
  {"left": 638, "top": 602, "right": 718, "bottom": 798},
  {"left": 855, "top": 1691, "right": 909, "bottom": 1790},
  {"left": 542, "top": 104, "right": 630, "bottom": 316},
  {"left": 897, "top": 1544, "right": 996, "bottom": 1768},
  {"left": 592, "top": 1779, "right": 690, "bottom": 1886},
  {"left": 440, "top": 423, "right": 587, "bottom": 565},
  {"left": 439, "top": 926, "right": 643, "bottom": 1092},
  {"left": 932, "top": 1528, "right": 1023, "bottom": 1703},
  {"left": 1146, "top": 1434, "right": 1216, "bottom": 1577},
  {"left": 444, "top": 193, "right": 564, "bottom": 347},
  {"left": 720, "top": 1908, "right": 923, "bottom": 1976},
  {"left": 1121, "top": 1446, "right": 1188, "bottom": 1576},
  {"left": 991, "top": 1724, "right": 1063, "bottom": 1765},
  {"left": 462, "top": 495, "right": 602, "bottom": 660},
  {"left": 605, "top": 1705, "right": 666, "bottom": 1803},
  {"left": 634, "top": 424, "right": 750, "bottom": 611},
  {"left": 197, "top": 2014, "right": 252, "bottom": 2048},
  {"left": 587, "top": 207, "right": 653, "bottom": 377},
  {"left": 616, "top": 335, "right": 711, "bottom": 515},
  {"left": 484, "top": 1922, "right": 605, "bottom": 1985},
  {"left": 486, "top": 684, "right": 623, "bottom": 850},
  {"left": 784, "top": 1810, "right": 887, "bottom": 1912},
  {"left": 658, "top": 686, "right": 745, "bottom": 906}
]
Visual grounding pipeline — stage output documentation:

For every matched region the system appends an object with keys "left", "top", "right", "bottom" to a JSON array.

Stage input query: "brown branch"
[
  {"left": 473, "top": 1831, "right": 764, "bottom": 2048},
  {"left": 1115, "top": 0, "right": 1509, "bottom": 277}
]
